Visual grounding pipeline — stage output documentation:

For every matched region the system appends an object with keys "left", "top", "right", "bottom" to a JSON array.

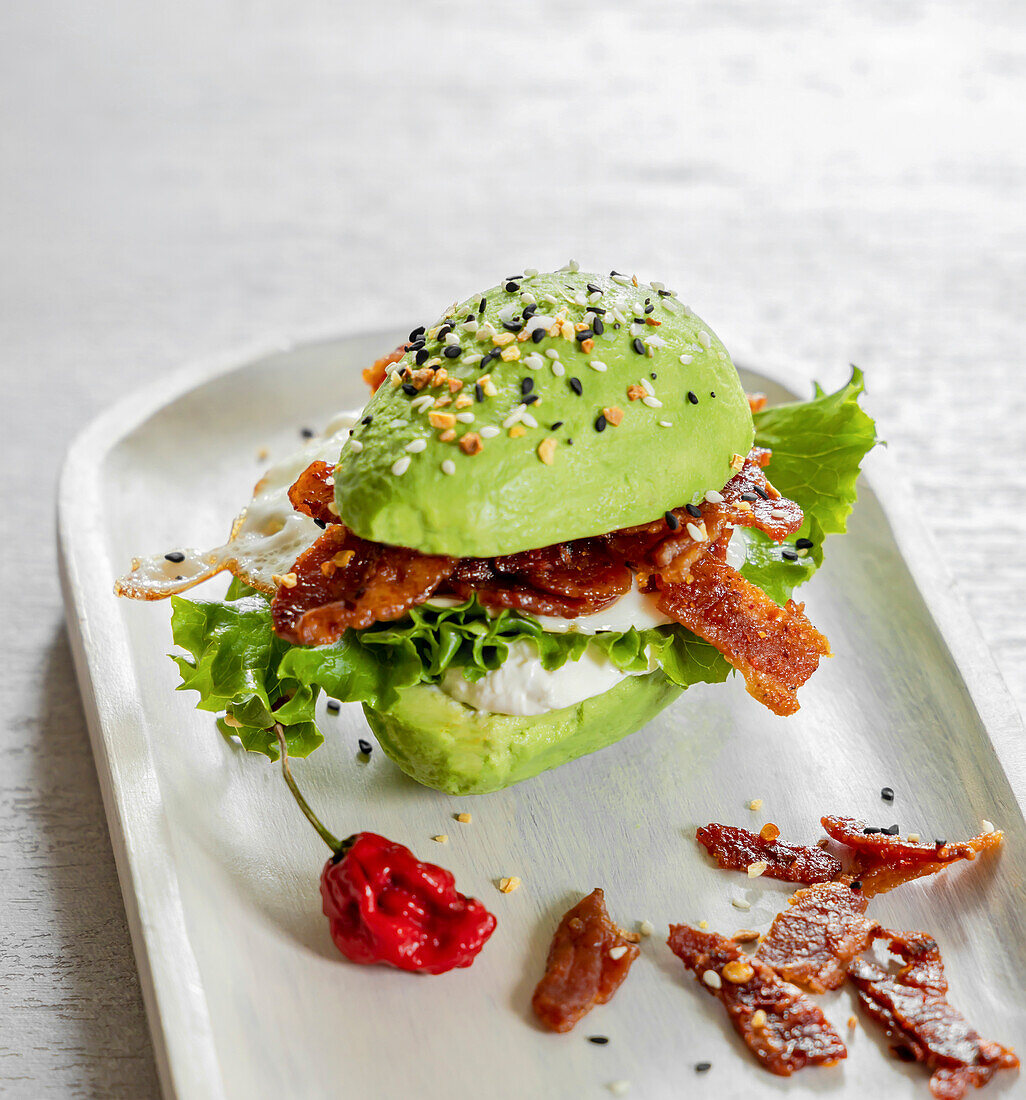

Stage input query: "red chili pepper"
[{"left": 274, "top": 727, "right": 496, "bottom": 974}]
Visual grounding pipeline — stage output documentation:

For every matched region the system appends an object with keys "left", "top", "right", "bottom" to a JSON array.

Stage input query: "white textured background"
[{"left": 2, "top": 2, "right": 1025, "bottom": 1096}]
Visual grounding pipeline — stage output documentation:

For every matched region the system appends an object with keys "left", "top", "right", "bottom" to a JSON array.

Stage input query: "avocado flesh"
[
  {"left": 362, "top": 671, "right": 683, "bottom": 795},
  {"left": 336, "top": 269, "right": 754, "bottom": 557}
]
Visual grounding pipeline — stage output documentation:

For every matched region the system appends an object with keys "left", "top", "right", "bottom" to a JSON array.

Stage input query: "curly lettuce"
[{"left": 169, "top": 370, "right": 876, "bottom": 758}]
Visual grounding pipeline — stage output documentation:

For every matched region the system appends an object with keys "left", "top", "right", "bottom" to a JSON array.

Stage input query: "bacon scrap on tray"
[
  {"left": 696, "top": 823, "right": 842, "bottom": 883},
  {"left": 821, "top": 816, "right": 1004, "bottom": 898},
  {"left": 850, "top": 931, "right": 1019, "bottom": 1099},
  {"left": 756, "top": 882, "right": 880, "bottom": 993},
  {"left": 276, "top": 443, "right": 828, "bottom": 714},
  {"left": 667, "top": 924, "right": 847, "bottom": 1076},
  {"left": 531, "top": 889, "right": 640, "bottom": 1033},
  {"left": 362, "top": 344, "right": 408, "bottom": 392}
]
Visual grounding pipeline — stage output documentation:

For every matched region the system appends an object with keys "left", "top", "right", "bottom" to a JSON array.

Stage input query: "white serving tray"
[{"left": 59, "top": 331, "right": 1026, "bottom": 1100}]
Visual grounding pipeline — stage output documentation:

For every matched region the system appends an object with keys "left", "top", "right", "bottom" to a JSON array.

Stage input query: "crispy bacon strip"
[
  {"left": 362, "top": 344, "right": 407, "bottom": 392},
  {"left": 821, "top": 817, "right": 1004, "bottom": 898},
  {"left": 655, "top": 559, "right": 831, "bottom": 715},
  {"left": 850, "top": 931, "right": 1019, "bottom": 1099},
  {"left": 756, "top": 883, "right": 880, "bottom": 992},
  {"left": 716, "top": 450, "right": 803, "bottom": 542},
  {"left": 696, "top": 823, "right": 841, "bottom": 884},
  {"left": 667, "top": 924, "right": 847, "bottom": 1076},
  {"left": 287, "top": 460, "right": 338, "bottom": 526},
  {"left": 531, "top": 889, "right": 640, "bottom": 1033},
  {"left": 271, "top": 526, "right": 453, "bottom": 644}
]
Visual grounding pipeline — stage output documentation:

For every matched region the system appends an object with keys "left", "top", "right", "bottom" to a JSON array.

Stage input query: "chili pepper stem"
[{"left": 273, "top": 723, "right": 343, "bottom": 854}]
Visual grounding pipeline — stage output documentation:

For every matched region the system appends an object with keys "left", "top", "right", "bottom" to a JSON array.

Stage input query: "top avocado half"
[{"left": 335, "top": 267, "right": 754, "bottom": 557}]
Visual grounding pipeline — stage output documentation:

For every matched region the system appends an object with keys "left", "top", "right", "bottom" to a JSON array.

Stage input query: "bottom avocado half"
[{"left": 362, "top": 671, "right": 683, "bottom": 796}]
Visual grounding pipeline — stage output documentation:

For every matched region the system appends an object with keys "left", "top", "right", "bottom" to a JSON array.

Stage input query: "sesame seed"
[
  {"left": 881, "top": 787, "right": 895, "bottom": 802},
  {"left": 665, "top": 511, "right": 679, "bottom": 530},
  {"left": 704, "top": 489, "right": 724, "bottom": 504},
  {"left": 463, "top": 352, "right": 483, "bottom": 366},
  {"left": 474, "top": 383, "right": 484, "bottom": 402},
  {"left": 685, "top": 503, "right": 702, "bottom": 518},
  {"left": 164, "top": 551, "right": 185, "bottom": 563},
  {"left": 504, "top": 281, "right": 519, "bottom": 292},
  {"left": 552, "top": 362, "right": 565, "bottom": 376},
  {"left": 480, "top": 425, "right": 500, "bottom": 439},
  {"left": 569, "top": 377, "right": 583, "bottom": 395},
  {"left": 361, "top": 416, "right": 373, "bottom": 425},
  {"left": 521, "top": 412, "right": 538, "bottom": 428},
  {"left": 631, "top": 337, "right": 645, "bottom": 354},
  {"left": 697, "top": 330, "right": 712, "bottom": 349},
  {"left": 686, "top": 521, "right": 706, "bottom": 541},
  {"left": 521, "top": 377, "right": 534, "bottom": 395},
  {"left": 524, "top": 353, "right": 544, "bottom": 369},
  {"left": 405, "top": 439, "right": 427, "bottom": 453},
  {"left": 432, "top": 834, "right": 448, "bottom": 843},
  {"left": 595, "top": 414, "right": 607, "bottom": 432},
  {"left": 441, "top": 459, "right": 456, "bottom": 475},
  {"left": 659, "top": 420, "right": 673, "bottom": 427},
  {"left": 702, "top": 969, "right": 722, "bottom": 990},
  {"left": 731, "top": 897, "right": 752, "bottom": 910},
  {"left": 982, "top": 819, "right": 997, "bottom": 833},
  {"left": 781, "top": 549, "right": 799, "bottom": 561},
  {"left": 545, "top": 348, "right": 560, "bottom": 358},
  {"left": 391, "top": 456, "right": 411, "bottom": 476},
  {"left": 679, "top": 354, "right": 693, "bottom": 365},
  {"left": 607, "top": 1082, "right": 630, "bottom": 1097},
  {"left": 589, "top": 359, "right": 607, "bottom": 371},
  {"left": 358, "top": 738, "right": 373, "bottom": 755},
  {"left": 456, "top": 412, "right": 475, "bottom": 424},
  {"left": 326, "top": 699, "right": 340, "bottom": 714},
  {"left": 401, "top": 382, "right": 417, "bottom": 396},
  {"left": 608, "top": 945, "right": 628, "bottom": 960},
  {"left": 694, "top": 1063, "right": 712, "bottom": 1074},
  {"left": 589, "top": 1035, "right": 610, "bottom": 1045},
  {"left": 300, "top": 427, "right": 315, "bottom": 439},
  {"left": 747, "top": 861, "right": 768, "bottom": 877},
  {"left": 687, "top": 391, "right": 699, "bottom": 404},
  {"left": 796, "top": 537, "right": 813, "bottom": 549},
  {"left": 642, "top": 395, "right": 663, "bottom": 408},
  {"left": 749, "top": 798, "right": 763, "bottom": 810}
]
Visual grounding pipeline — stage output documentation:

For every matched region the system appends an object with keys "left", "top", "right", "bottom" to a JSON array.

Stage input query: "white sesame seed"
[
  {"left": 589, "top": 290, "right": 602, "bottom": 304},
  {"left": 348, "top": 439, "right": 363, "bottom": 452},
  {"left": 982, "top": 819, "right": 996, "bottom": 833},
  {"left": 589, "top": 360, "right": 607, "bottom": 371},
  {"left": 541, "top": 292, "right": 557, "bottom": 306},
  {"left": 642, "top": 396, "right": 663, "bottom": 408},
  {"left": 523, "top": 353, "right": 544, "bottom": 370},
  {"left": 770, "top": 508, "right": 788, "bottom": 520},
  {"left": 502, "top": 406, "right": 526, "bottom": 429},
  {"left": 520, "top": 291, "right": 536, "bottom": 306},
  {"left": 390, "top": 418, "right": 407, "bottom": 428},
  {"left": 445, "top": 331, "right": 459, "bottom": 345},
  {"left": 552, "top": 361, "right": 565, "bottom": 376},
  {"left": 640, "top": 378, "right": 655, "bottom": 396},
  {"left": 612, "top": 308, "right": 627, "bottom": 325},
  {"left": 456, "top": 412, "right": 475, "bottom": 424},
  {"left": 462, "top": 352, "right": 483, "bottom": 366},
  {"left": 747, "top": 861, "right": 768, "bottom": 878},
  {"left": 608, "top": 945, "right": 628, "bottom": 960},
  {"left": 521, "top": 412, "right": 538, "bottom": 429},
  {"left": 659, "top": 420, "right": 673, "bottom": 427},
  {"left": 645, "top": 335, "right": 666, "bottom": 349},
  {"left": 405, "top": 439, "right": 427, "bottom": 453},
  {"left": 638, "top": 919, "right": 654, "bottom": 937},
  {"left": 574, "top": 292, "right": 587, "bottom": 307},
  {"left": 567, "top": 258, "right": 580, "bottom": 272},
  {"left": 461, "top": 319, "right": 479, "bottom": 333},
  {"left": 679, "top": 354, "right": 693, "bottom": 365},
  {"left": 480, "top": 425, "right": 500, "bottom": 439},
  {"left": 545, "top": 348, "right": 560, "bottom": 359},
  {"left": 612, "top": 274, "right": 632, "bottom": 287},
  {"left": 686, "top": 522, "right": 707, "bottom": 542},
  {"left": 704, "top": 489, "right": 725, "bottom": 504},
  {"left": 441, "top": 459, "right": 456, "bottom": 475},
  {"left": 697, "top": 330, "right": 712, "bottom": 349},
  {"left": 731, "top": 897, "right": 752, "bottom": 911},
  {"left": 608, "top": 1082, "right": 630, "bottom": 1097},
  {"left": 629, "top": 323, "right": 645, "bottom": 337},
  {"left": 523, "top": 267, "right": 538, "bottom": 277},
  {"left": 410, "top": 395, "right": 434, "bottom": 411},
  {"left": 391, "top": 456, "right": 411, "bottom": 476},
  {"left": 702, "top": 969, "right": 722, "bottom": 990},
  {"left": 651, "top": 280, "right": 665, "bottom": 291}
]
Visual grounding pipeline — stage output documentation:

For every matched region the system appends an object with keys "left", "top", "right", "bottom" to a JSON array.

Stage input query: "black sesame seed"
[
  {"left": 741, "top": 492, "right": 757, "bottom": 502},
  {"left": 588, "top": 1035, "right": 609, "bottom": 1045},
  {"left": 442, "top": 345, "right": 462, "bottom": 359},
  {"left": 796, "top": 537, "right": 814, "bottom": 550},
  {"left": 408, "top": 338, "right": 425, "bottom": 350},
  {"left": 522, "top": 304, "right": 538, "bottom": 319},
  {"left": 631, "top": 338, "right": 645, "bottom": 354},
  {"left": 586, "top": 283, "right": 601, "bottom": 294},
  {"left": 478, "top": 297, "right": 487, "bottom": 313},
  {"left": 408, "top": 326, "right": 425, "bottom": 342},
  {"left": 695, "top": 1062, "right": 712, "bottom": 1074},
  {"left": 881, "top": 786, "right": 895, "bottom": 802},
  {"left": 650, "top": 372, "right": 657, "bottom": 379},
  {"left": 523, "top": 394, "right": 539, "bottom": 405},
  {"left": 358, "top": 739, "right": 373, "bottom": 755},
  {"left": 782, "top": 549, "right": 799, "bottom": 561},
  {"left": 474, "top": 384, "right": 484, "bottom": 402},
  {"left": 505, "top": 281, "right": 520, "bottom": 292},
  {"left": 401, "top": 382, "right": 417, "bottom": 396},
  {"left": 710, "top": 391, "right": 716, "bottom": 398},
  {"left": 164, "top": 551, "right": 185, "bottom": 563},
  {"left": 595, "top": 414, "right": 607, "bottom": 432},
  {"left": 300, "top": 427, "right": 315, "bottom": 439},
  {"left": 610, "top": 269, "right": 622, "bottom": 276},
  {"left": 521, "top": 377, "right": 534, "bottom": 395},
  {"left": 174, "top": 575, "right": 183, "bottom": 581},
  {"left": 685, "top": 503, "right": 702, "bottom": 519},
  {"left": 665, "top": 511, "right": 680, "bottom": 530},
  {"left": 482, "top": 350, "right": 500, "bottom": 366},
  {"left": 935, "top": 838, "right": 946, "bottom": 847},
  {"left": 593, "top": 317, "right": 605, "bottom": 335},
  {"left": 415, "top": 348, "right": 429, "bottom": 365},
  {"left": 566, "top": 438, "right": 574, "bottom": 445},
  {"left": 465, "top": 314, "right": 474, "bottom": 323},
  {"left": 502, "top": 321, "right": 523, "bottom": 333},
  {"left": 531, "top": 327, "right": 545, "bottom": 343},
  {"left": 326, "top": 700, "right": 340, "bottom": 714},
  {"left": 753, "top": 486, "right": 770, "bottom": 500},
  {"left": 850, "top": 880, "right": 862, "bottom": 890},
  {"left": 576, "top": 329, "right": 594, "bottom": 342},
  {"left": 863, "top": 826, "right": 882, "bottom": 835},
  {"left": 883, "top": 824, "right": 900, "bottom": 835},
  {"left": 895, "top": 1046, "right": 918, "bottom": 1063},
  {"left": 569, "top": 377, "right": 583, "bottom": 396},
  {"left": 644, "top": 303, "right": 654, "bottom": 314},
  {"left": 590, "top": 307, "right": 606, "bottom": 315},
  {"left": 313, "top": 518, "right": 327, "bottom": 530},
  {"left": 437, "top": 324, "right": 452, "bottom": 340},
  {"left": 551, "top": 421, "right": 564, "bottom": 430},
  {"left": 633, "top": 317, "right": 645, "bottom": 325},
  {"left": 505, "top": 275, "right": 521, "bottom": 282},
  {"left": 361, "top": 416, "right": 373, "bottom": 425},
  {"left": 687, "top": 391, "right": 699, "bottom": 404}
]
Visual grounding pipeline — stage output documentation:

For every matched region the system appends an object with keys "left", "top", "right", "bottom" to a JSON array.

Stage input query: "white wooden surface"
[{"left": 2, "top": 2, "right": 1024, "bottom": 1096}]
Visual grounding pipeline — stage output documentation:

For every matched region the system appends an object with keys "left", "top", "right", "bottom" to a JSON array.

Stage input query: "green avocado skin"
[
  {"left": 335, "top": 269, "right": 754, "bottom": 556},
  {"left": 362, "top": 672, "right": 683, "bottom": 795}
]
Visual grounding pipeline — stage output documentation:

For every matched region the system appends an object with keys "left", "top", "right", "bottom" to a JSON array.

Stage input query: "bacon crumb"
[
  {"left": 667, "top": 924, "right": 846, "bottom": 1076},
  {"left": 697, "top": 823, "right": 841, "bottom": 884},
  {"left": 627, "top": 383, "right": 646, "bottom": 401},
  {"left": 459, "top": 432, "right": 484, "bottom": 455},
  {"left": 532, "top": 889, "right": 640, "bottom": 1033},
  {"left": 362, "top": 344, "right": 407, "bottom": 391},
  {"left": 603, "top": 406, "right": 624, "bottom": 426}
]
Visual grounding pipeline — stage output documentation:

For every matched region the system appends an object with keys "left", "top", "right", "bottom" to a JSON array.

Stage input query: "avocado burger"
[{"left": 116, "top": 264, "right": 876, "bottom": 795}]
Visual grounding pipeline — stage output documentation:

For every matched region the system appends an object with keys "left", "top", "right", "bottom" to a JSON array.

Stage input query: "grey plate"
[{"left": 59, "top": 331, "right": 1025, "bottom": 1099}]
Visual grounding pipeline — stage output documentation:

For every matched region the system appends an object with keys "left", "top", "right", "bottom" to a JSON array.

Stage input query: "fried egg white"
[{"left": 114, "top": 410, "right": 360, "bottom": 600}]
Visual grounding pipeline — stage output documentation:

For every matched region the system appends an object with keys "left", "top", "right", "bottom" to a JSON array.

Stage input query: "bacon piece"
[
  {"left": 716, "top": 452, "right": 804, "bottom": 543},
  {"left": 696, "top": 823, "right": 841, "bottom": 884},
  {"left": 362, "top": 344, "right": 408, "bottom": 392},
  {"left": 655, "top": 558, "right": 830, "bottom": 715},
  {"left": 821, "top": 817, "right": 1004, "bottom": 898},
  {"left": 756, "top": 883, "right": 880, "bottom": 992},
  {"left": 531, "top": 889, "right": 639, "bottom": 1033},
  {"left": 449, "top": 540, "right": 631, "bottom": 618},
  {"left": 271, "top": 526, "right": 453, "bottom": 644},
  {"left": 287, "top": 460, "right": 338, "bottom": 526},
  {"left": 850, "top": 931, "right": 1019, "bottom": 1099},
  {"left": 667, "top": 924, "right": 847, "bottom": 1076},
  {"left": 748, "top": 393, "right": 768, "bottom": 414}
]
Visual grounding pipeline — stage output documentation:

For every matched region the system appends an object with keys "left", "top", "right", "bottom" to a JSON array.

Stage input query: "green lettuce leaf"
[{"left": 169, "top": 371, "right": 875, "bottom": 757}]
